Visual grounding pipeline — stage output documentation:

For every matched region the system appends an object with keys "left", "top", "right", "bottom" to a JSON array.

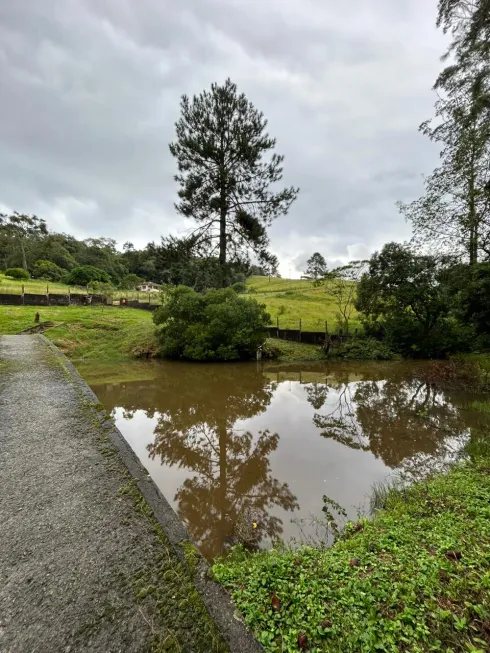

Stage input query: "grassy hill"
[
  {"left": 246, "top": 276, "right": 360, "bottom": 332},
  {"left": 0, "top": 273, "right": 88, "bottom": 295},
  {"left": 0, "top": 274, "right": 160, "bottom": 302},
  {"left": 0, "top": 273, "right": 359, "bottom": 335}
]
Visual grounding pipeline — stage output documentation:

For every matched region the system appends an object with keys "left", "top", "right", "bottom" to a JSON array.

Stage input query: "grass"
[
  {"left": 0, "top": 273, "right": 88, "bottom": 295},
  {"left": 265, "top": 338, "right": 326, "bottom": 363},
  {"left": 212, "top": 435, "right": 490, "bottom": 652},
  {"left": 246, "top": 276, "right": 360, "bottom": 333},
  {"left": 0, "top": 305, "right": 157, "bottom": 360},
  {"left": 0, "top": 274, "right": 162, "bottom": 303},
  {"left": 0, "top": 305, "right": 332, "bottom": 364}
]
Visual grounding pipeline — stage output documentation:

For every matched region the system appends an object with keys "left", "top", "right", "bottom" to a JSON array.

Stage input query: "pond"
[{"left": 78, "top": 359, "right": 485, "bottom": 561}]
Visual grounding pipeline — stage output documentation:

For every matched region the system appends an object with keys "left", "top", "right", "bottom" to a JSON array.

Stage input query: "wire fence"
[{"left": 0, "top": 283, "right": 164, "bottom": 304}]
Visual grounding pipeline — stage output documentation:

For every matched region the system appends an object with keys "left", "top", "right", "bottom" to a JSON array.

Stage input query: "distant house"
[{"left": 136, "top": 281, "right": 161, "bottom": 293}]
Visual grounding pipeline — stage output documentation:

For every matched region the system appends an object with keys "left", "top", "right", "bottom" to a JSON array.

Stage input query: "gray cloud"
[{"left": 0, "top": 0, "right": 446, "bottom": 275}]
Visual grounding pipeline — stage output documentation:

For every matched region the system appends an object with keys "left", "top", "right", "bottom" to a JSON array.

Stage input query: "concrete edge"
[{"left": 39, "top": 335, "right": 263, "bottom": 653}]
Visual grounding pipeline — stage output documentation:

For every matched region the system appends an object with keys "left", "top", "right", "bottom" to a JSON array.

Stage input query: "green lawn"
[
  {"left": 0, "top": 305, "right": 157, "bottom": 360},
  {"left": 246, "top": 276, "right": 360, "bottom": 333}
]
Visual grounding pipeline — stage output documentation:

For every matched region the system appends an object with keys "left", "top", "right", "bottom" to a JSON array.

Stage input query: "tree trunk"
[
  {"left": 20, "top": 240, "right": 28, "bottom": 271},
  {"left": 468, "top": 135, "right": 478, "bottom": 266},
  {"left": 219, "top": 184, "right": 227, "bottom": 287}
]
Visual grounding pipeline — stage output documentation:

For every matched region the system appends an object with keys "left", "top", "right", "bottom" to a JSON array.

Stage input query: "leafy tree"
[
  {"left": 66, "top": 265, "right": 111, "bottom": 286},
  {"left": 5, "top": 267, "right": 29, "bottom": 280},
  {"left": 153, "top": 286, "right": 271, "bottom": 361},
  {"left": 399, "top": 0, "right": 490, "bottom": 264},
  {"left": 303, "top": 252, "right": 327, "bottom": 281},
  {"left": 29, "top": 234, "right": 78, "bottom": 271},
  {"left": 324, "top": 261, "right": 367, "bottom": 334},
  {"left": 169, "top": 78, "right": 298, "bottom": 282},
  {"left": 119, "top": 273, "right": 143, "bottom": 290},
  {"left": 457, "top": 262, "right": 490, "bottom": 339},
  {"left": 0, "top": 213, "right": 47, "bottom": 270},
  {"left": 356, "top": 243, "right": 463, "bottom": 357},
  {"left": 77, "top": 238, "right": 127, "bottom": 283},
  {"left": 32, "top": 259, "right": 64, "bottom": 282}
]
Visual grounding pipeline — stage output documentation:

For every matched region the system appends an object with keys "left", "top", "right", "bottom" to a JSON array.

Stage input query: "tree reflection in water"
[
  {"left": 146, "top": 367, "right": 299, "bottom": 560},
  {"left": 88, "top": 361, "right": 484, "bottom": 557},
  {"left": 312, "top": 371, "right": 474, "bottom": 476}
]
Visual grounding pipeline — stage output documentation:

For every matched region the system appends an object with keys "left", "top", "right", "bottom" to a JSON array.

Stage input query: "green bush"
[
  {"left": 66, "top": 265, "right": 111, "bottom": 286},
  {"left": 231, "top": 281, "right": 247, "bottom": 294},
  {"left": 457, "top": 262, "right": 490, "bottom": 345},
  {"left": 380, "top": 314, "right": 471, "bottom": 359},
  {"left": 5, "top": 267, "right": 29, "bottom": 280},
  {"left": 119, "top": 273, "right": 144, "bottom": 290},
  {"left": 153, "top": 285, "right": 270, "bottom": 361},
  {"left": 87, "top": 281, "right": 114, "bottom": 295},
  {"left": 32, "top": 259, "right": 64, "bottom": 282},
  {"left": 328, "top": 337, "right": 397, "bottom": 361}
]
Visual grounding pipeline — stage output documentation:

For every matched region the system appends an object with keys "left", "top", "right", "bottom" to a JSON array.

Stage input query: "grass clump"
[
  {"left": 327, "top": 337, "right": 398, "bottom": 361},
  {"left": 263, "top": 338, "right": 326, "bottom": 362},
  {"left": 212, "top": 450, "right": 490, "bottom": 652}
]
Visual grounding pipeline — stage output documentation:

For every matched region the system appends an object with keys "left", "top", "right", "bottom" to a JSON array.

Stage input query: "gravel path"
[{"left": 0, "top": 335, "right": 228, "bottom": 653}]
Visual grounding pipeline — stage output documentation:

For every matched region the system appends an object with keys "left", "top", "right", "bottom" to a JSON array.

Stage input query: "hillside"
[
  {"left": 0, "top": 273, "right": 360, "bottom": 334},
  {"left": 246, "top": 276, "right": 360, "bottom": 332}
]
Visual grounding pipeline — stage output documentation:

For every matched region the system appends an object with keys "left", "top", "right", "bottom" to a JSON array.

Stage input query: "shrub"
[
  {"left": 381, "top": 314, "right": 470, "bottom": 359},
  {"left": 32, "top": 259, "right": 64, "bottom": 282},
  {"left": 87, "top": 281, "right": 114, "bottom": 295},
  {"left": 66, "top": 265, "right": 111, "bottom": 286},
  {"left": 119, "top": 273, "right": 144, "bottom": 290},
  {"left": 328, "top": 337, "right": 397, "bottom": 361},
  {"left": 5, "top": 267, "right": 29, "bottom": 280},
  {"left": 231, "top": 281, "right": 247, "bottom": 294},
  {"left": 153, "top": 285, "right": 270, "bottom": 361}
]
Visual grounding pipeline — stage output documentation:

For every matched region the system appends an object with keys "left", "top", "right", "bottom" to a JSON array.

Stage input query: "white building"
[{"left": 136, "top": 281, "right": 161, "bottom": 293}]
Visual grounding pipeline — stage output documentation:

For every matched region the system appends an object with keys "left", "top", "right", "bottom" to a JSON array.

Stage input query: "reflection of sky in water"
[
  {"left": 111, "top": 381, "right": 395, "bottom": 548},
  {"left": 83, "top": 360, "right": 483, "bottom": 560}
]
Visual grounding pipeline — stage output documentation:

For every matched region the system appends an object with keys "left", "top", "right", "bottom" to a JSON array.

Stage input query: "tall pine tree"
[{"left": 169, "top": 79, "right": 298, "bottom": 283}]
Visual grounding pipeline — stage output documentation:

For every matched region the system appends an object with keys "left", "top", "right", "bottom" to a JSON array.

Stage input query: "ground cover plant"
[{"left": 212, "top": 435, "right": 490, "bottom": 652}]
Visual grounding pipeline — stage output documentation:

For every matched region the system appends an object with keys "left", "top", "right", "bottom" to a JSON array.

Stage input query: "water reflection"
[
  {"left": 145, "top": 368, "right": 299, "bottom": 559},
  {"left": 81, "top": 360, "right": 484, "bottom": 560},
  {"left": 314, "top": 375, "right": 472, "bottom": 474}
]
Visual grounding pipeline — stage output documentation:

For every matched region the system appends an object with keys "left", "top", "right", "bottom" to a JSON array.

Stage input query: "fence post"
[
  {"left": 276, "top": 316, "right": 279, "bottom": 338},
  {"left": 68, "top": 288, "right": 71, "bottom": 306},
  {"left": 299, "top": 318, "right": 302, "bottom": 342},
  {"left": 148, "top": 291, "right": 151, "bottom": 305},
  {"left": 21, "top": 284, "right": 25, "bottom": 306}
]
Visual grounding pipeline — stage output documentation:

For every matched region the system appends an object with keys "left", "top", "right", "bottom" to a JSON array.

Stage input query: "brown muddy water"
[{"left": 78, "top": 360, "right": 485, "bottom": 561}]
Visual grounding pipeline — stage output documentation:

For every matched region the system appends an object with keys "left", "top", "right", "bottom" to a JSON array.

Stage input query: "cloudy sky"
[{"left": 0, "top": 0, "right": 447, "bottom": 276}]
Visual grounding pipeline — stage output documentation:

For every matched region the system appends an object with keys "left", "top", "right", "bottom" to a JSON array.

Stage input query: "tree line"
[{"left": 0, "top": 212, "right": 273, "bottom": 290}]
